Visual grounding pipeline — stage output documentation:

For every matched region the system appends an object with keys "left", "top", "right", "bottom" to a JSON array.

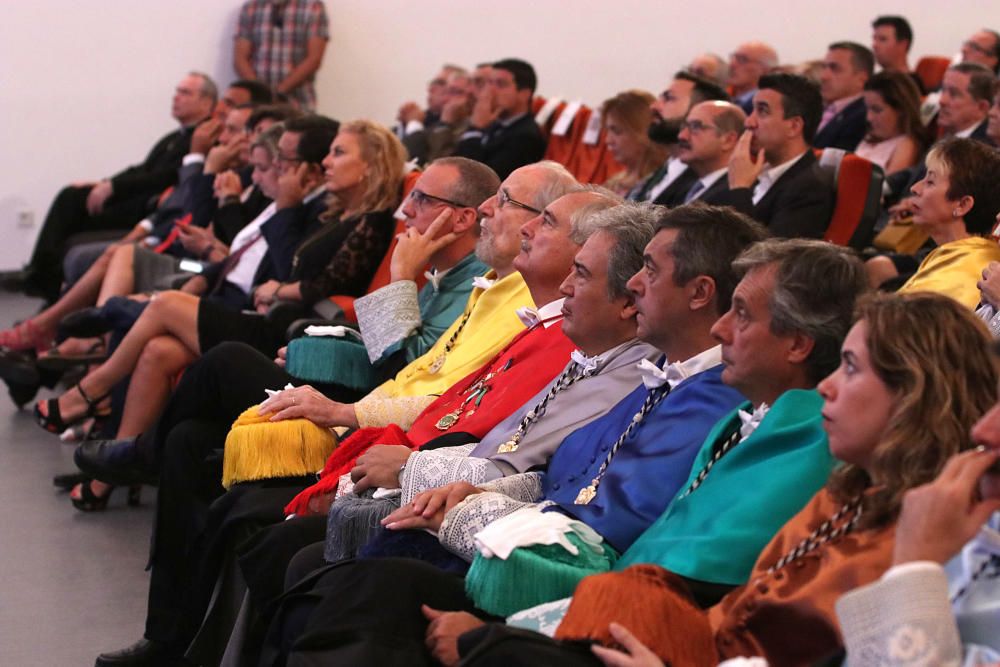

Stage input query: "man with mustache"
[{"left": 627, "top": 72, "right": 728, "bottom": 207}]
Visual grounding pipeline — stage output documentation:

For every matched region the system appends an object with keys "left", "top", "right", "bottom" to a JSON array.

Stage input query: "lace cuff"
[
  {"left": 437, "top": 492, "right": 534, "bottom": 561},
  {"left": 354, "top": 392, "right": 437, "bottom": 430},
  {"left": 479, "top": 472, "right": 544, "bottom": 502},
  {"left": 355, "top": 280, "right": 422, "bottom": 362},
  {"left": 400, "top": 447, "right": 501, "bottom": 505}
]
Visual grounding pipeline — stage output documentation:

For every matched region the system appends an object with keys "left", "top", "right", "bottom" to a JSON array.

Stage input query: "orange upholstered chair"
[
  {"left": 915, "top": 56, "right": 951, "bottom": 92},
  {"left": 823, "top": 153, "right": 884, "bottom": 249},
  {"left": 543, "top": 103, "right": 589, "bottom": 169}
]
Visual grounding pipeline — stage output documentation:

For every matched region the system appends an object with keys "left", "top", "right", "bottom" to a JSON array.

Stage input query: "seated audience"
[
  {"left": 961, "top": 29, "right": 1000, "bottom": 75},
  {"left": 893, "top": 138, "right": 1000, "bottom": 308},
  {"left": 88, "top": 183, "right": 608, "bottom": 667},
  {"left": 675, "top": 101, "right": 746, "bottom": 204},
  {"left": 600, "top": 90, "right": 669, "bottom": 196},
  {"left": 727, "top": 41, "right": 779, "bottom": 114},
  {"left": 454, "top": 58, "right": 546, "bottom": 178},
  {"left": 403, "top": 70, "right": 476, "bottom": 165},
  {"left": 396, "top": 64, "right": 466, "bottom": 137},
  {"left": 434, "top": 292, "right": 996, "bottom": 667},
  {"left": 855, "top": 71, "right": 927, "bottom": 175},
  {"left": 815, "top": 41, "right": 873, "bottom": 150},
  {"left": 37, "top": 119, "right": 405, "bottom": 501},
  {"left": 716, "top": 72, "right": 835, "bottom": 238},
  {"left": 16, "top": 73, "right": 218, "bottom": 302},
  {"left": 940, "top": 63, "right": 997, "bottom": 143},
  {"left": 628, "top": 72, "right": 729, "bottom": 206}
]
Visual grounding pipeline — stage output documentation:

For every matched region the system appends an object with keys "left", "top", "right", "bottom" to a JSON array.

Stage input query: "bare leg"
[
  {"left": 116, "top": 335, "right": 196, "bottom": 438},
  {"left": 40, "top": 291, "right": 203, "bottom": 422},
  {"left": 97, "top": 243, "right": 139, "bottom": 305},
  {"left": 0, "top": 243, "right": 116, "bottom": 347}
]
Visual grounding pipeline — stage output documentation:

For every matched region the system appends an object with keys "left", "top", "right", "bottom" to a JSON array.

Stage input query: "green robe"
[{"left": 615, "top": 389, "right": 836, "bottom": 586}]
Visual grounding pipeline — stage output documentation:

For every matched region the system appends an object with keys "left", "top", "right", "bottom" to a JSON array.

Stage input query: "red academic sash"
[{"left": 283, "top": 321, "right": 575, "bottom": 516}]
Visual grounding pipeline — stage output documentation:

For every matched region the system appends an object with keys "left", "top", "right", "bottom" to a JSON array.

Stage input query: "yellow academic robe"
[{"left": 899, "top": 236, "right": 1000, "bottom": 309}]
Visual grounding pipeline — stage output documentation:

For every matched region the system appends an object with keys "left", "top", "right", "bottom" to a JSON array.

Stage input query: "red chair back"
[
  {"left": 915, "top": 56, "right": 951, "bottom": 92},
  {"left": 823, "top": 153, "right": 884, "bottom": 249}
]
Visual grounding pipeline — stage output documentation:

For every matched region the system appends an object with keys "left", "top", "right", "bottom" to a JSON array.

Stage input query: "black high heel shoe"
[
  {"left": 70, "top": 480, "right": 142, "bottom": 512},
  {"left": 34, "top": 382, "right": 110, "bottom": 434}
]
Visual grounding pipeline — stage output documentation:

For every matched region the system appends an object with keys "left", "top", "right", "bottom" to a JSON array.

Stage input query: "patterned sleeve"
[
  {"left": 298, "top": 212, "right": 393, "bottom": 305},
  {"left": 986, "top": 311, "right": 1000, "bottom": 339},
  {"left": 307, "top": 0, "right": 330, "bottom": 39},
  {"left": 479, "top": 472, "right": 544, "bottom": 502},
  {"left": 354, "top": 280, "right": 422, "bottom": 363},
  {"left": 236, "top": 2, "right": 254, "bottom": 40},
  {"left": 437, "top": 493, "right": 535, "bottom": 561},
  {"left": 354, "top": 391, "right": 437, "bottom": 431},
  {"left": 836, "top": 564, "right": 963, "bottom": 666},
  {"left": 399, "top": 448, "right": 503, "bottom": 505}
]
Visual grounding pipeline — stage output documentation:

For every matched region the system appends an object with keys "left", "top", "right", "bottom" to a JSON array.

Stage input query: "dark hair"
[
  {"left": 492, "top": 58, "right": 537, "bottom": 93},
  {"left": 674, "top": 70, "right": 730, "bottom": 105},
  {"left": 926, "top": 137, "right": 1000, "bottom": 235},
  {"left": 284, "top": 114, "right": 340, "bottom": 165},
  {"left": 948, "top": 62, "right": 997, "bottom": 103},
  {"left": 656, "top": 203, "right": 768, "bottom": 315},
  {"left": 758, "top": 73, "right": 824, "bottom": 143},
  {"left": 863, "top": 71, "right": 928, "bottom": 147},
  {"left": 432, "top": 156, "right": 501, "bottom": 210},
  {"left": 828, "top": 41, "right": 875, "bottom": 77},
  {"left": 230, "top": 79, "right": 275, "bottom": 105},
  {"left": 248, "top": 104, "right": 301, "bottom": 131},
  {"left": 732, "top": 239, "right": 868, "bottom": 384},
  {"left": 871, "top": 16, "right": 913, "bottom": 50}
]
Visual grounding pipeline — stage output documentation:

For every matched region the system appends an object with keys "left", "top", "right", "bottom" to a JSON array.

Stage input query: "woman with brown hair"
[
  {"left": 855, "top": 70, "right": 928, "bottom": 175},
  {"left": 600, "top": 91, "right": 669, "bottom": 197},
  {"left": 432, "top": 292, "right": 998, "bottom": 667}
]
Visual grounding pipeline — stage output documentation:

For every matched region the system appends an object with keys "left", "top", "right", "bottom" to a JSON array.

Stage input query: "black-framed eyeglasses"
[
  {"left": 275, "top": 152, "right": 302, "bottom": 168},
  {"left": 497, "top": 188, "right": 542, "bottom": 215},
  {"left": 409, "top": 188, "right": 470, "bottom": 210},
  {"left": 680, "top": 120, "right": 718, "bottom": 133}
]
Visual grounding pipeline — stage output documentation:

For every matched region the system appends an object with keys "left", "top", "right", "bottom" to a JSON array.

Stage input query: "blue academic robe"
[{"left": 541, "top": 365, "right": 745, "bottom": 553}]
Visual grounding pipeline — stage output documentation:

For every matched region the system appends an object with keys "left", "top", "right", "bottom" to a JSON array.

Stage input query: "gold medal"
[
  {"left": 496, "top": 439, "right": 519, "bottom": 453},
  {"left": 428, "top": 354, "right": 446, "bottom": 374},
  {"left": 435, "top": 410, "right": 461, "bottom": 431},
  {"left": 574, "top": 483, "right": 597, "bottom": 505}
]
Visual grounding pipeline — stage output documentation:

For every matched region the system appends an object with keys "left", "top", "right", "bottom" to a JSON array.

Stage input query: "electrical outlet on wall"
[{"left": 16, "top": 210, "right": 34, "bottom": 228}]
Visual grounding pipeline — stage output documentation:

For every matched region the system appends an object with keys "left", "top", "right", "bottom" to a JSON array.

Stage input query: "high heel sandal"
[
  {"left": 70, "top": 480, "right": 142, "bottom": 512},
  {"left": 34, "top": 382, "right": 110, "bottom": 434},
  {"left": 0, "top": 319, "right": 53, "bottom": 353}
]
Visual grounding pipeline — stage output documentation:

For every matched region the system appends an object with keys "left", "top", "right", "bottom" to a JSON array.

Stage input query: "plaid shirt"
[{"left": 236, "top": 0, "right": 329, "bottom": 110}]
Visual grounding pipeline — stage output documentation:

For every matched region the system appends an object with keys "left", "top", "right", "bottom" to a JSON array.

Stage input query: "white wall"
[{"left": 0, "top": 0, "right": 987, "bottom": 269}]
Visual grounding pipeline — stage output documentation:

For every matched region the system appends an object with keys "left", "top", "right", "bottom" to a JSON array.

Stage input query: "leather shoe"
[
  {"left": 58, "top": 306, "right": 113, "bottom": 339},
  {"left": 74, "top": 438, "right": 159, "bottom": 487},
  {"left": 0, "top": 347, "right": 40, "bottom": 386},
  {"left": 95, "top": 638, "right": 187, "bottom": 666}
]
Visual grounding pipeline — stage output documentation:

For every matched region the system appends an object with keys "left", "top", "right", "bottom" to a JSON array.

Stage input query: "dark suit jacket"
[
  {"left": 109, "top": 125, "right": 197, "bottom": 201},
  {"left": 697, "top": 174, "right": 731, "bottom": 205},
  {"left": 971, "top": 118, "right": 996, "bottom": 147},
  {"left": 813, "top": 97, "right": 867, "bottom": 151},
  {"left": 651, "top": 167, "right": 699, "bottom": 207},
  {"left": 712, "top": 151, "right": 835, "bottom": 238},
  {"left": 454, "top": 113, "right": 546, "bottom": 179}
]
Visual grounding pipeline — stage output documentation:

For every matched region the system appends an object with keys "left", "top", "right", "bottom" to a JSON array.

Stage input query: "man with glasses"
[
  {"left": 455, "top": 58, "right": 546, "bottom": 179},
  {"left": 350, "top": 157, "right": 500, "bottom": 380},
  {"left": 728, "top": 41, "right": 780, "bottom": 115},
  {"left": 961, "top": 29, "right": 1000, "bottom": 75},
  {"left": 676, "top": 101, "right": 746, "bottom": 204}
]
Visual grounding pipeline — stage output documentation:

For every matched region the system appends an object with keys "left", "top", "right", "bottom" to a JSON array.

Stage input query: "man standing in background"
[{"left": 234, "top": 0, "right": 330, "bottom": 111}]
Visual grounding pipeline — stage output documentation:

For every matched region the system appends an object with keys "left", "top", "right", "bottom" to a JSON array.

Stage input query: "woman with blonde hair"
[
  {"left": 40, "top": 119, "right": 407, "bottom": 510},
  {"left": 601, "top": 90, "right": 669, "bottom": 196}
]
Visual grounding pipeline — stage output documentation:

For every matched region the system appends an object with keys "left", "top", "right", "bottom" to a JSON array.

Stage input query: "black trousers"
[
  {"left": 262, "top": 557, "right": 482, "bottom": 667},
  {"left": 29, "top": 184, "right": 151, "bottom": 299}
]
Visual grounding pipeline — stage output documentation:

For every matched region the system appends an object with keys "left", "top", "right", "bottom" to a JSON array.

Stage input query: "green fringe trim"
[{"left": 286, "top": 337, "right": 380, "bottom": 391}]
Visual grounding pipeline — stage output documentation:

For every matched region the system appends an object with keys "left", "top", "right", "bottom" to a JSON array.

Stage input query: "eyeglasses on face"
[
  {"left": 497, "top": 188, "right": 542, "bottom": 214},
  {"left": 409, "top": 188, "right": 470, "bottom": 210}
]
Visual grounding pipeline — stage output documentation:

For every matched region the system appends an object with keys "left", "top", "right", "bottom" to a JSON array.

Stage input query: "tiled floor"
[{"left": 0, "top": 293, "right": 154, "bottom": 666}]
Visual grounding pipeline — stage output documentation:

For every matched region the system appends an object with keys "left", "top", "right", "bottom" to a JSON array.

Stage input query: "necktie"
[{"left": 682, "top": 180, "right": 705, "bottom": 203}]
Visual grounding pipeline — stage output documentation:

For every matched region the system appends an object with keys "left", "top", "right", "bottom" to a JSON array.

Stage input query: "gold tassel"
[{"left": 221, "top": 405, "right": 339, "bottom": 489}]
